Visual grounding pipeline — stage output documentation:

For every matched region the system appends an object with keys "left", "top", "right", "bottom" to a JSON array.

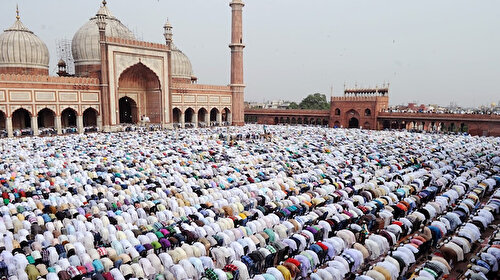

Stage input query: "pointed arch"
[
  {"left": 118, "top": 62, "right": 162, "bottom": 123},
  {"left": 210, "top": 108, "right": 220, "bottom": 124},
  {"left": 198, "top": 107, "right": 208, "bottom": 125},
  {"left": 12, "top": 108, "right": 32, "bottom": 130},
  {"left": 184, "top": 107, "right": 195, "bottom": 126},
  {"left": 37, "top": 108, "right": 56, "bottom": 128},
  {"left": 0, "top": 110, "right": 5, "bottom": 131},
  {"left": 172, "top": 107, "right": 181, "bottom": 124},
  {"left": 61, "top": 108, "right": 77, "bottom": 128},
  {"left": 119, "top": 96, "right": 138, "bottom": 124},
  {"left": 83, "top": 107, "right": 99, "bottom": 127}
]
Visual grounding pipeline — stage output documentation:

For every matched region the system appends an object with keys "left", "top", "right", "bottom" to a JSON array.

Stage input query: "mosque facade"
[{"left": 0, "top": 0, "right": 245, "bottom": 136}]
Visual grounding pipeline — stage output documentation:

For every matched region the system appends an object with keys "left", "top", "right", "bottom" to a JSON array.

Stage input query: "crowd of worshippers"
[{"left": 0, "top": 125, "right": 498, "bottom": 280}]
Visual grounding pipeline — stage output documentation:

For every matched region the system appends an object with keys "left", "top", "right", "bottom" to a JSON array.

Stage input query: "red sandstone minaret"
[{"left": 229, "top": 0, "right": 245, "bottom": 126}]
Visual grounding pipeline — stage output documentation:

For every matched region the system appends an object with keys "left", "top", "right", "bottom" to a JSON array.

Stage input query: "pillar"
[
  {"left": 227, "top": 111, "right": 232, "bottom": 125},
  {"left": 204, "top": 112, "right": 209, "bottom": 124},
  {"left": 55, "top": 115, "right": 62, "bottom": 135},
  {"left": 97, "top": 115, "right": 103, "bottom": 131},
  {"left": 229, "top": 0, "right": 245, "bottom": 126},
  {"left": 193, "top": 112, "right": 198, "bottom": 128},
  {"left": 217, "top": 111, "right": 222, "bottom": 124},
  {"left": 180, "top": 112, "right": 185, "bottom": 128},
  {"left": 77, "top": 115, "right": 84, "bottom": 134},
  {"left": 31, "top": 116, "right": 39, "bottom": 136},
  {"left": 6, "top": 117, "right": 13, "bottom": 137}
]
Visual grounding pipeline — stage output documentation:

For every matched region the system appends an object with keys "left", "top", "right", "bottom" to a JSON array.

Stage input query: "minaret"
[
  {"left": 96, "top": 0, "right": 110, "bottom": 131},
  {"left": 229, "top": 0, "right": 245, "bottom": 126},
  {"left": 163, "top": 19, "right": 173, "bottom": 127}
]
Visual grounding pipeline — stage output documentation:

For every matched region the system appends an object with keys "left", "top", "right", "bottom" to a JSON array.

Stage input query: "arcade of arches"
[
  {"left": 244, "top": 115, "right": 329, "bottom": 126},
  {"left": 171, "top": 107, "right": 232, "bottom": 128},
  {"left": 381, "top": 120, "right": 470, "bottom": 133},
  {"left": 0, "top": 103, "right": 232, "bottom": 137},
  {"left": 0, "top": 107, "right": 100, "bottom": 136}
]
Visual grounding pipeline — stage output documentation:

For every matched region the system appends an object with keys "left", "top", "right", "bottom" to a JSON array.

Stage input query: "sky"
[{"left": 1, "top": 0, "right": 499, "bottom": 107}]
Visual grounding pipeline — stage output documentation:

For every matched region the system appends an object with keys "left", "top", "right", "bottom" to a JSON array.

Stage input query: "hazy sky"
[{"left": 1, "top": 0, "right": 499, "bottom": 107}]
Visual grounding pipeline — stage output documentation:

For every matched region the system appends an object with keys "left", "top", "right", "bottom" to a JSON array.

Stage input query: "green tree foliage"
[
  {"left": 298, "top": 93, "right": 330, "bottom": 110},
  {"left": 287, "top": 102, "right": 300, "bottom": 109}
]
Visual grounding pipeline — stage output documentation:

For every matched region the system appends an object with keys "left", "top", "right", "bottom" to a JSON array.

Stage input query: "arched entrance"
[
  {"left": 382, "top": 120, "right": 390, "bottom": 129},
  {"left": 345, "top": 109, "right": 360, "bottom": 128},
  {"left": 198, "top": 108, "right": 208, "bottom": 126},
  {"left": 61, "top": 108, "right": 77, "bottom": 128},
  {"left": 0, "top": 111, "right": 4, "bottom": 137},
  {"left": 12, "top": 108, "right": 31, "bottom": 130},
  {"left": 0, "top": 111, "right": 5, "bottom": 130},
  {"left": 119, "top": 97, "right": 138, "bottom": 124},
  {"left": 118, "top": 63, "right": 162, "bottom": 123},
  {"left": 185, "top": 108, "right": 194, "bottom": 127},
  {"left": 210, "top": 108, "right": 219, "bottom": 125},
  {"left": 172, "top": 108, "right": 181, "bottom": 124},
  {"left": 460, "top": 123, "right": 468, "bottom": 133},
  {"left": 348, "top": 117, "right": 359, "bottom": 128},
  {"left": 222, "top": 108, "right": 231, "bottom": 125},
  {"left": 37, "top": 108, "right": 55, "bottom": 128},
  {"left": 83, "top": 108, "right": 98, "bottom": 127}
]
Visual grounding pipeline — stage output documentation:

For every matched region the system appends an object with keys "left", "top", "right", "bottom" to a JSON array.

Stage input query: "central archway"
[
  {"left": 348, "top": 117, "right": 359, "bottom": 128},
  {"left": 119, "top": 97, "right": 138, "bottom": 124},
  {"left": 118, "top": 63, "right": 162, "bottom": 124},
  {"left": 345, "top": 109, "right": 360, "bottom": 128}
]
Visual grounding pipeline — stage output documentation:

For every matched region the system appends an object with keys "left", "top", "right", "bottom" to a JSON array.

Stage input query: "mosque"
[{"left": 0, "top": 0, "right": 245, "bottom": 136}]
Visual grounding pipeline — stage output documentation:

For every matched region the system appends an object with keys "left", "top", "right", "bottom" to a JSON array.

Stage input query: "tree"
[
  {"left": 287, "top": 102, "right": 300, "bottom": 109},
  {"left": 299, "top": 93, "right": 330, "bottom": 110}
]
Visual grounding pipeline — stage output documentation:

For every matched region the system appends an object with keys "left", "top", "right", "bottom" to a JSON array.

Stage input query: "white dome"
[
  {"left": 0, "top": 18, "right": 49, "bottom": 70},
  {"left": 171, "top": 43, "right": 195, "bottom": 80},
  {"left": 72, "top": 4, "right": 135, "bottom": 67}
]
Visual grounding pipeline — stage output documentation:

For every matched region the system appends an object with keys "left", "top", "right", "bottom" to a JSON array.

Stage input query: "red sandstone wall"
[
  {"left": 0, "top": 74, "right": 100, "bottom": 90},
  {"left": 0, "top": 67, "right": 48, "bottom": 76},
  {"left": 245, "top": 108, "right": 330, "bottom": 117},
  {"left": 170, "top": 83, "right": 231, "bottom": 95},
  {"left": 75, "top": 64, "right": 101, "bottom": 79}
]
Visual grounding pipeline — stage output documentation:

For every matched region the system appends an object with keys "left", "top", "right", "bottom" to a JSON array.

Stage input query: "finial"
[
  {"left": 102, "top": 0, "right": 107, "bottom": 6},
  {"left": 16, "top": 4, "right": 20, "bottom": 20},
  {"left": 164, "top": 18, "right": 172, "bottom": 28}
]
